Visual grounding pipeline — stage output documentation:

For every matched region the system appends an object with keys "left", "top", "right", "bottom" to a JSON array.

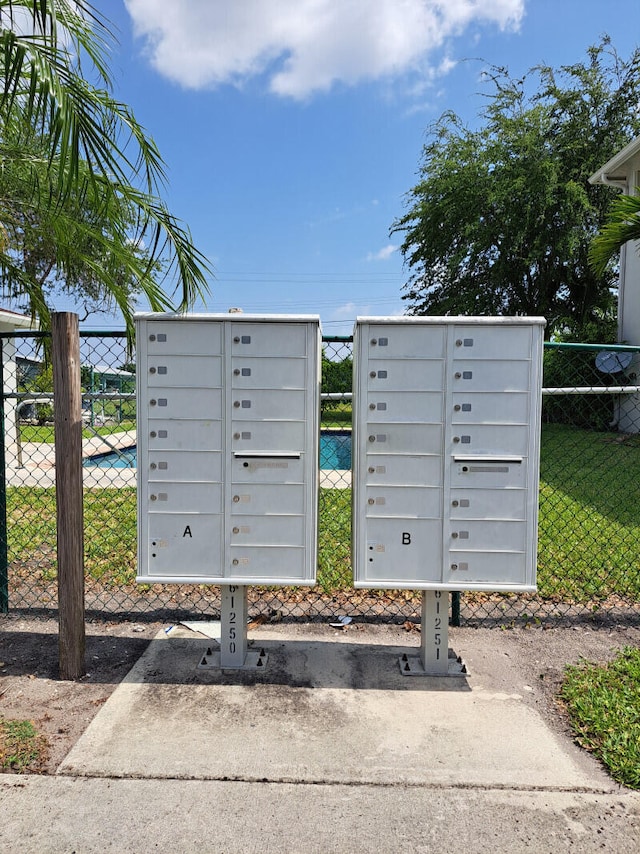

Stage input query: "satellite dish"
[{"left": 595, "top": 351, "right": 633, "bottom": 374}]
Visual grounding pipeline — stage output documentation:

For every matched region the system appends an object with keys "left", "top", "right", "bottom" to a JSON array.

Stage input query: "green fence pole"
[{"left": 0, "top": 337, "right": 8, "bottom": 613}]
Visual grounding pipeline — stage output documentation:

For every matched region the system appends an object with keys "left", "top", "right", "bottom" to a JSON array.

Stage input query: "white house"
[
  {"left": 590, "top": 136, "right": 640, "bottom": 431},
  {"left": 0, "top": 308, "right": 37, "bottom": 467}
]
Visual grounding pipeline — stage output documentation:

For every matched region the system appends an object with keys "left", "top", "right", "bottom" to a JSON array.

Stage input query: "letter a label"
[{"left": 183, "top": 525, "right": 193, "bottom": 538}]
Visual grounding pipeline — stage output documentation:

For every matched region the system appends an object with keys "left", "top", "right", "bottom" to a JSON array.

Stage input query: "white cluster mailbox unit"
[
  {"left": 136, "top": 313, "right": 321, "bottom": 589},
  {"left": 352, "top": 316, "right": 545, "bottom": 594}
]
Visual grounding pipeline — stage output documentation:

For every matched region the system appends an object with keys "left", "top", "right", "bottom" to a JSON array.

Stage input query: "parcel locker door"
[
  {"left": 143, "top": 514, "right": 223, "bottom": 579},
  {"left": 357, "top": 518, "right": 442, "bottom": 586}
]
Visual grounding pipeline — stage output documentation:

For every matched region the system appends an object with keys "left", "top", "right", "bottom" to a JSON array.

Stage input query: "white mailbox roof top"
[
  {"left": 355, "top": 315, "right": 546, "bottom": 327},
  {"left": 135, "top": 312, "right": 321, "bottom": 323}
]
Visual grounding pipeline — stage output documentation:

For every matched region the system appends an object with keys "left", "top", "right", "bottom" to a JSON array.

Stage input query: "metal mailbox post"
[
  {"left": 136, "top": 313, "right": 321, "bottom": 667},
  {"left": 352, "top": 316, "right": 545, "bottom": 674}
]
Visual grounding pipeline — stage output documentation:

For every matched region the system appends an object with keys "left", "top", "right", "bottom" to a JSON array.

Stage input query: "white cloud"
[
  {"left": 367, "top": 244, "right": 398, "bottom": 262},
  {"left": 123, "top": 0, "right": 525, "bottom": 98}
]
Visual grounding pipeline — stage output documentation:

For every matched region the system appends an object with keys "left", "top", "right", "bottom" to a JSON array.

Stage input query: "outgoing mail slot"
[
  {"left": 146, "top": 321, "right": 222, "bottom": 355},
  {"left": 364, "top": 453, "right": 442, "bottom": 487},
  {"left": 365, "top": 423, "right": 442, "bottom": 455},
  {"left": 230, "top": 357, "right": 306, "bottom": 389},
  {"left": 451, "top": 457, "right": 528, "bottom": 489},
  {"left": 148, "top": 419, "right": 223, "bottom": 451},
  {"left": 366, "top": 391, "right": 443, "bottom": 424},
  {"left": 148, "top": 450, "right": 222, "bottom": 483},
  {"left": 366, "top": 359, "right": 444, "bottom": 391},
  {"left": 452, "top": 325, "right": 532, "bottom": 360},
  {"left": 148, "top": 387, "right": 222, "bottom": 420},
  {"left": 231, "top": 453, "right": 305, "bottom": 483},
  {"left": 231, "top": 388, "right": 306, "bottom": 420},
  {"left": 451, "top": 391, "right": 529, "bottom": 424},
  {"left": 148, "top": 481, "right": 222, "bottom": 513},
  {"left": 231, "top": 323, "right": 308, "bottom": 356},
  {"left": 229, "top": 483, "right": 305, "bottom": 516},
  {"left": 148, "top": 355, "right": 222, "bottom": 388},
  {"left": 365, "top": 485, "right": 441, "bottom": 518},
  {"left": 229, "top": 514, "right": 305, "bottom": 545}
]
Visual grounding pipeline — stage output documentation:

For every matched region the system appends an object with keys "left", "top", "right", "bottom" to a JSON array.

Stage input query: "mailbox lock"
[
  {"left": 233, "top": 433, "right": 241, "bottom": 440},
  {"left": 455, "top": 339, "right": 462, "bottom": 347},
  {"left": 150, "top": 463, "right": 157, "bottom": 470},
  {"left": 149, "top": 367, "right": 156, "bottom": 374},
  {"left": 149, "top": 334, "right": 156, "bottom": 342},
  {"left": 369, "top": 371, "right": 376, "bottom": 378},
  {"left": 232, "top": 527, "right": 240, "bottom": 534},
  {"left": 454, "top": 404, "right": 461, "bottom": 411},
  {"left": 150, "top": 399, "right": 157, "bottom": 406},
  {"left": 233, "top": 495, "right": 240, "bottom": 503},
  {"left": 233, "top": 400, "right": 241, "bottom": 408},
  {"left": 451, "top": 532, "right": 458, "bottom": 538},
  {"left": 368, "top": 435, "right": 376, "bottom": 443},
  {"left": 369, "top": 403, "right": 376, "bottom": 410},
  {"left": 232, "top": 559, "right": 239, "bottom": 566},
  {"left": 243, "top": 461, "right": 249, "bottom": 468},
  {"left": 233, "top": 369, "right": 240, "bottom": 376},
  {"left": 150, "top": 431, "right": 157, "bottom": 438},
  {"left": 462, "top": 465, "right": 469, "bottom": 472},
  {"left": 451, "top": 563, "right": 458, "bottom": 570},
  {"left": 454, "top": 372, "right": 462, "bottom": 379},
  {"left": 453, "top": 436, "right": 460, "bottom": 443},
  {"left": 233, "top": 336, "right": 240, "bottom": 343},
  {"left": 150, "top": 494, "right": 157, "bottom": 501},
  {"left": 370, "top": 338, "right": 377, "bottom": 345},
  {"left": 368, "top": 498, "right": 375, "bottom": 505},
  {"left": 452, "top": 499, "right": 459, "bottom": 507},
  {"left": 368, "top": 467, "right": 375, "bottom": 474}
]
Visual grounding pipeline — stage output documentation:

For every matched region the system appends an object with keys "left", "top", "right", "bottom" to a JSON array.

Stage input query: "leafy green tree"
[
  {"left": 590, "top": 192, "right": 640, "bottom": 277},
  {"left": 0, "top": 0, "right": 210, "bottom": 334},
  {"left": 393, "top": 39, "right": 640, "bottom": 340}
]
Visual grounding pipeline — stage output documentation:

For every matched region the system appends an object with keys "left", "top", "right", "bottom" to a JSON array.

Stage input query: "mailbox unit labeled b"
[
  {"left": 136, "top": 313, "right": 321, "bottom": 586},
  {"left": 352, "top": 316, "right": 545, "bottom": 592}
]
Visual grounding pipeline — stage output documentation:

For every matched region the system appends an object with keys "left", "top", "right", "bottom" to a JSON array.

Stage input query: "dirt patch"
[{"left": 1, "top": 614, "right": 639, "bottom": 776}]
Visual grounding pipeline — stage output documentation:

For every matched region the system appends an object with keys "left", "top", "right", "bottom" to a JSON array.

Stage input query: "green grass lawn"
[
  {"left": 560, "top": 647, "right": 640, "bottom": 788},
  {"left": 6, "top": 421, "right": 640, "bottom": 602},
  {"left": 20, "top": 421, "right": 136, "bottom": 443}
]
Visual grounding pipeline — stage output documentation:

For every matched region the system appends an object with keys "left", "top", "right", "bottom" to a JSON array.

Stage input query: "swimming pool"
[{"left": 84, "top": 430, "right": 352, "bottom": 470}]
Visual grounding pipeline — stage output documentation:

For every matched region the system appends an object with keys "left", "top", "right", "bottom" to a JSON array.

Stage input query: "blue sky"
[{"left": 67, "top": 2, "right": 640, "bottom": 332}]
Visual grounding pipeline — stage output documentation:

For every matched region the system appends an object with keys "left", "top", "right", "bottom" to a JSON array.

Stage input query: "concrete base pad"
[{"left": 58, "top": 624, "right": 605, "bottom": 790}]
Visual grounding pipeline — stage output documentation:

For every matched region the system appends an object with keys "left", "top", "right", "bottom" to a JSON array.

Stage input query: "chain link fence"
[{"left": 2, "top": 330, "right": 640, "bottom": 627}]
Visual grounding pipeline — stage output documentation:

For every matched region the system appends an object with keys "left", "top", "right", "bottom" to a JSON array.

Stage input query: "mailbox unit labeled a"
[
  {"left": 352, "top": 316, "right": 545, "bottom": 592},
  {"left": 136, "top": 313, "right": 321, "bottom": 585}
]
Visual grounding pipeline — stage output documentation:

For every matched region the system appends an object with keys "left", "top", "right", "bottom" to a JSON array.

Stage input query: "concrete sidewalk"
[{"left": 2, "top": 623, "right": 640, "bottom": 852}]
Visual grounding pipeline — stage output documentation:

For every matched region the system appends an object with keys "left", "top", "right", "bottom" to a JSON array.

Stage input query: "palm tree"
[
  {"left": 589, "top": 193, "right": 640, "bottom": 278},
  {"left": 0, "top": 0, "right": 211, "bottom": 334}
]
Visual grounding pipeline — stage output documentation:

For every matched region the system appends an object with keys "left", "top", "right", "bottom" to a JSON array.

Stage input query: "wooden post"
[{"left": 52, "top": 312, "right": 85, "bottom": 680}]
